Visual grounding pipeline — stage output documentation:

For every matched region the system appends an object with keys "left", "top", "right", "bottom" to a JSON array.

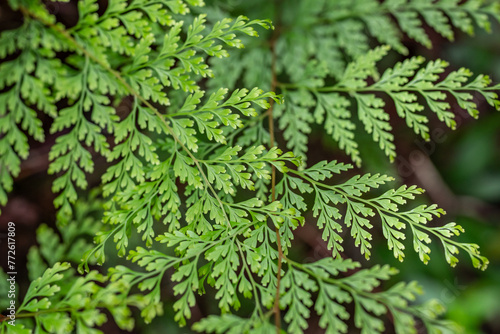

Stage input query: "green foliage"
[
  {"left": 279, "top": 161, "right": 488, "bottom": 269},
  {"left": 1, "top": 194, "right": 138, "bottom": 333},
  {"left": 0, "top": 0, "right": 499, "bottom": 333}
]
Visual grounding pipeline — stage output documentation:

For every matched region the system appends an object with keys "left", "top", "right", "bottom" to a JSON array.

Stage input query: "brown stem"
[
  {"left": 7, "top": 308, "right": 74, "bottom": 320},
  {"left": 268, "top": 2, "right": 282, "bottom": 333}
]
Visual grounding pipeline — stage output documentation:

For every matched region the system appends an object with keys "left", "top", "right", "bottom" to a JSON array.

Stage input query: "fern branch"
[{"left": 19, "top": 4, "right": 233, "bottom": 230}]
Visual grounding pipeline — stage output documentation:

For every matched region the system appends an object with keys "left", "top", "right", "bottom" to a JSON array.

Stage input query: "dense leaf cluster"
[{"left": 0, "top": 0, "right": 498, "bottom": 333}]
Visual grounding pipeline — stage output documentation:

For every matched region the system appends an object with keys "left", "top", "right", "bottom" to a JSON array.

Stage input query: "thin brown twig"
[{"left": 268, "top": 4, "right": 282, "bottom": 333}]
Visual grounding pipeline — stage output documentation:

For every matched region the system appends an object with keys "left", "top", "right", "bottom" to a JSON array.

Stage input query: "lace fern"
[{"left": 0, "top": 0, "right": 498, "bottom": 333}]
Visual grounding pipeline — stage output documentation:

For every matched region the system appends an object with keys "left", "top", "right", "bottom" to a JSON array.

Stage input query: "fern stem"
[
  {"left": 13, "top": 308, "right": 75, "bottom": 319},
  {"left": 279, "top": 82, "right": 500, "bottom": 93},
  {"left": 267, "top": 2, "right": 284, "bottom": 332}
]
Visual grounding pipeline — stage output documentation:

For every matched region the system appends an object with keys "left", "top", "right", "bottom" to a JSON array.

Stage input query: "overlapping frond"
[{"left": 0, "top": 0, "right": 496, "bottom": 333}]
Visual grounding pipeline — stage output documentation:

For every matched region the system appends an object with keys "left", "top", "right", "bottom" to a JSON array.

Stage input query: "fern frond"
[
  {"left": 1, "top": 0, "right": 497, "bottom": 333},
  {"left": 279, "top": 45, "right": 500, "bottom": 164},
  {"left": 279, "top": 161, "right": 489, "bottom": 269}
]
